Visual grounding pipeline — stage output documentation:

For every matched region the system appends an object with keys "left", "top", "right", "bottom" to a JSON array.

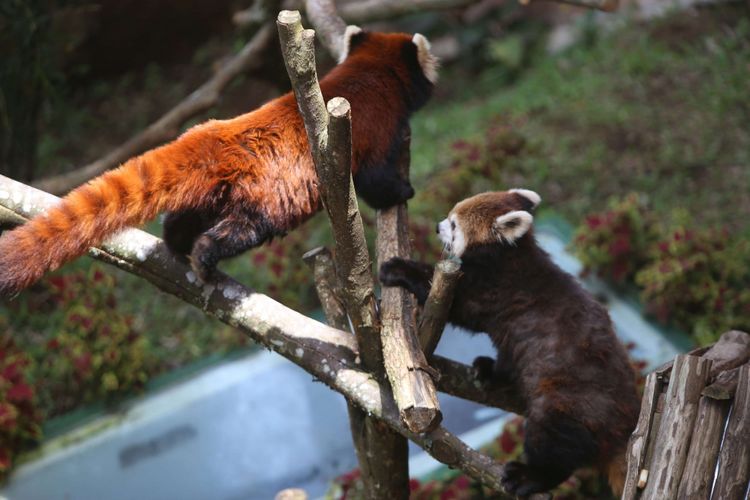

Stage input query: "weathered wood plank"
[
  {"left": 641, "top": 355, "right": 712, "bottom": 499},
  {"left": 622, "top": 372, "right": 663, "bottom": 499},
  {"left": 703, "top": 362, "right": 749, "bottom": 400},
  {"left": 676, "top": 396, "right": 731, "bottom": 499},
  {"left": 712, "top": 364, "right": 750, "bottom": 500}
]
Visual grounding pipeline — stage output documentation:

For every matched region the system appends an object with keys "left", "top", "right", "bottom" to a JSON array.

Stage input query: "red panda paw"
[
  {"left": 189, "top": 235, "right": 219, "bottom": 285},
  {"left": 472, "top": 356, "right": 496, "bottom": 383},
  {"left": 501, "top": 461, "right": 550, "bottom": 497}
]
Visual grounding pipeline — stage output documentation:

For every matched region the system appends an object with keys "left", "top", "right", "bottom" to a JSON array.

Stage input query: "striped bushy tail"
[{"left": 0, "top": 143, "right": 210, "bottom": 297}]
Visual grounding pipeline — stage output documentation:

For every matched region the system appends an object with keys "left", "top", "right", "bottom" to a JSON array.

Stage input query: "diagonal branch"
[
  {"left": 32, "top": 23, "right": 276, "bottom": 196},
  {"left": 0, "top": 174, "right": 514, "bottom": 495}
]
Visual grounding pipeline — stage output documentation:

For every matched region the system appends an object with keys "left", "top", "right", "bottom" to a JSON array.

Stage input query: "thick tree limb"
[
  {"left": 375, "top": 132, "right": 442, "bottom": 433},
  {"left": 0, "top": 175, "right": 512, "bottom": 495},
  {"left": 304, "top": 246, "right": 409, "bottom": 499},
  {"left": 32, "top": 23, "right": 276, "bottom": 196}
]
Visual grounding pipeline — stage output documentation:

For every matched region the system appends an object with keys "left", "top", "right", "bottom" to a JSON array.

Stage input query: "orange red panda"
[
  {"left": 0, "top": 29, "right": 439, "bottom": 296},
  {"left": 379, "top": 189, "right": 640, "bottom": 497}
]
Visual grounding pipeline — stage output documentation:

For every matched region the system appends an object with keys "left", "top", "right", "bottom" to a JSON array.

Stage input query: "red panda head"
[
  {"left": 341, "top": 27, "right": 439, "bottom": 84},
  {"left": 437, "top": 189, "right": 541, "bottom": 257},
  {"left": 339, "top": 27, "right": 439, "bottom": 110}
]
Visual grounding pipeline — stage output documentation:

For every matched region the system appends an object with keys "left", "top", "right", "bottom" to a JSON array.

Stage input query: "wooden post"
[
  {"left": 676, "top": 395, "right": 731, "bottom": 498},
  {"left": 376, "top": 130, "right": 442, "bottom": 434},
  {"left": 622, "top": 372, "right": 663, "bottom": 499},
  {"left": 712, "top": 364, "right": 750, "bottom": 499},
  {"left": 640, "top": 355, "right": 712, "bottom": 499}
]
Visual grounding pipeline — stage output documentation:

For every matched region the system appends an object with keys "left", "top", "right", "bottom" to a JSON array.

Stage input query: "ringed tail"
[{"left": 0, "top": 141, "right": 211, "bottom": 297}]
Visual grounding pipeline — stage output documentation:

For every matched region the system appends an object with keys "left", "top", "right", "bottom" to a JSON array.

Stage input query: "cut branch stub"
[
  {"left": 419, "top": 258, "right": 462, "bottom": 357},
  {"left": 303, "top": 0, "right": 348, "bottom": 61},
  {"left": 277, "top": 10, "right": 383, "bottom": 373}
]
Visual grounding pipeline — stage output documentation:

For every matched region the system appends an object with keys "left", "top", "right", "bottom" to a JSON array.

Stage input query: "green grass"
[{"left": 411, "top": 9, "right": 750, "bottom": 236}]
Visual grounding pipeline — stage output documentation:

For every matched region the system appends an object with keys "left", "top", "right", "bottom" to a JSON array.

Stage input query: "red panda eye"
[{"left": 451, "top": 220, "right": 456, "bottom": 229}]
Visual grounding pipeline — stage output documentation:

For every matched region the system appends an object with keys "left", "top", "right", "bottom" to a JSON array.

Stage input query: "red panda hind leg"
[
  {"left": 188, "top": 210, "right": 275, "bottom": 283},
  {"left": 163, "top": 209, "right": 219, "bottom": 257},
  {"left": 501, "top": 412, "right": 599, "bottom": 497}
]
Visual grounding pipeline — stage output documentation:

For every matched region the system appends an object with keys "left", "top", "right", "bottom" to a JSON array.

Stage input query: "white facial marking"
[
  {"left": 438, "top": 214, "right": 466, "bottom": 257},
  {"left": 493, "top": 210, "right": 533, "bottom": 244},
  {"left": 412, "top": 33, "right": 439, "bottom": 84},
  {"left": 509, "top": 188, "right": 541, "bottom": 209},
  {"left": 339, "top": 25, "right": 363, "bottom": 63}
]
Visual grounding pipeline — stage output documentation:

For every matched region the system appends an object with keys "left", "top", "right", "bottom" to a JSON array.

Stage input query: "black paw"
[
  {"left": 397, "top": 181, "right": 415, "bottom": 203},
  {"left": 472, "top": 356, "right": 496, "bottom": 383},
  {"left": 378, "top": 257, "right": 410, "bottom": 287},
  {"left": 501, "top": 461, "right": 549, "bottom": 497},
  {"left": 189, "top": 236, "right": 218, "bottom": 285}
]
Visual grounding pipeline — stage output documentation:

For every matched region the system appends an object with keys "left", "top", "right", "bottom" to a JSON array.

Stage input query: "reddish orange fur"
[{"left": 0, "top": 32, "right": 434, "bottom": 295}]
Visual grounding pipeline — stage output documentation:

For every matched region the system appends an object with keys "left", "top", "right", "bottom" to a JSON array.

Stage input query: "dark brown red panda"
[
  {"left": 379, "top": 189, "right": 640, "bottom": 497},
  {"left": 0, "top": 29, "right": 439, "bottom": 296}
]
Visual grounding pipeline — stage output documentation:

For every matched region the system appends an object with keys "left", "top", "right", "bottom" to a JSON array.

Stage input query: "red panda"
[
  {"left": 379, "top": 189, "right": 640, "bottom": 497},
  {"left": 0, "top": 29, "right": 439, "bottom": 296}
]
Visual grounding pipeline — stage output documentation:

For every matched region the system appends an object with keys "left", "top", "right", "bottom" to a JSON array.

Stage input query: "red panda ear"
[
  {"left": 493, "top": 210, "right": 533, "bottom": 244},
  {"left": 509, "top": 188, "right": 541, "bottom": 211},
  {"left": 412, "top": 33, "right": 439, "bottom": 84},
  {"left": 339, "top": 26, "right": 366, "bottom": 63}
]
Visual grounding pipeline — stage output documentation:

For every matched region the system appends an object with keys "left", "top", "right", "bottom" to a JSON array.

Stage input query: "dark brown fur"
[{"left": 380, "top": 190, "right": 640, "bottom": 497}]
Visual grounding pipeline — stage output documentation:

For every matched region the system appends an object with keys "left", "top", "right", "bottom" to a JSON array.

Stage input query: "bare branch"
[
  {"left": 277, "top": 10, "right": 384, "bottom": 373},
  {"left": 32, "top": 23, "right": 276, "bottom": 196},
  {"left": 340, "top": 0, "right": 477, "bottom": 23},
  {"left": 304, "top": 0, "right": 348, "bottom": 61},
  {"left": 376, "top": 132, "right": 442, "bottom": 433},
  {"left": 0, "top": 174, "right": 513, "bottom": 495},
  {"left": 304, "top": 246, "right": 409, "bottom": 498},
  {"left": 520, "top": 0, "right": 619, "bottom": 12},
  {"left": 418, "top": 259, "right": 462, "bottom": 356}
]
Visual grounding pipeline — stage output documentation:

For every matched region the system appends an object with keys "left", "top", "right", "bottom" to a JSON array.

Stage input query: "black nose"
[{"left": 435, "top": 223, "right": 440, "bottom": 234}]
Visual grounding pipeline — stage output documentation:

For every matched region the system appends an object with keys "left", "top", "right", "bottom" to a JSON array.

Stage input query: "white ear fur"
[
  {"left": 412, "top": 33, "right": 439, "bottom": 84},
  {"left": 493, "top": 210, "right": 533, "bottom": 244},
  {"left": 338, "top": 25, "right": 363, "bottom": 63},
  {"left": 509, "top": 188, "right": 541, "bottom": 209}
]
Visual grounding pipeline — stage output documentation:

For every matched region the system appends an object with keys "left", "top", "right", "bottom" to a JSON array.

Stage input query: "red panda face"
[
  {"left": 341, "top": 27, "right": 439, "bottom": 84},
  {"left": 437, "top": 189, "right": 541, "bottom": 257}
]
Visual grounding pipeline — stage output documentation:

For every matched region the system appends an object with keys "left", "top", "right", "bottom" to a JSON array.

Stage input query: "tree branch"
[
  {"left": 304, "top": 246, "right": 409, "bottom": 498},
  {"left": 278, "top": 10, "right": 411, "bottom": 494},
  {"left": 375, "top": 132, "right": 442, "bottom": 433},
  {"left": 0, "top": 174, "right": 516, "bottom": 494},
  {"left": 418, "top": 259, "right": 462, "bottom": 356},
  {"left": 277, "top": 9, "right": 384, "bottom": 373},
  {"left": 32, "top": 23, "right": 276, "bottom": 196}
]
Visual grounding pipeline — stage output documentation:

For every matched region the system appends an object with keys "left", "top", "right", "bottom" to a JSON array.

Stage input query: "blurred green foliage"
[{"left": 573, "top": 194, "right": 750, "bottom": 345}]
